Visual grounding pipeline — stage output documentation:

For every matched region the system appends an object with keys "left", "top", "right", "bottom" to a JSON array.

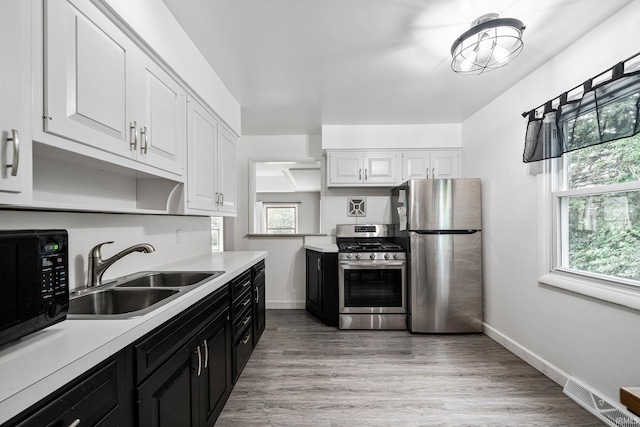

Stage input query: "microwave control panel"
[{"left": 38, "top": 235, "right": 68, "bottom": 308}]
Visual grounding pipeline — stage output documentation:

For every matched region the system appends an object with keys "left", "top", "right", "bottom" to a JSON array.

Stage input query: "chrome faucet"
[{"left": 87, "top": 241, "right": 155, "bottom": 288}]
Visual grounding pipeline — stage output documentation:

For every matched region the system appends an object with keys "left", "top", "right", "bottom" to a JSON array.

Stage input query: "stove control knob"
[
  {"left": 384, "top": 253, "right": 390, "bottom": 260},
  {"left": 355, "top": 253, "right": 361, "bottom": 260},
  {"left": 346, "top": 253, "right": 352, "bottom": 259},
  {"left": 393, "top": 253, "right": 399, "bottom": 260},
  {"left": 370, "top": 253, "right": 376, "bottom": 260}
]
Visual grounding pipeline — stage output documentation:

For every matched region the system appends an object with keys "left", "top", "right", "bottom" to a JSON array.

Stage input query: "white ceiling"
[{"left": 161, "top": 0, "right": 633, "bottom": 135}]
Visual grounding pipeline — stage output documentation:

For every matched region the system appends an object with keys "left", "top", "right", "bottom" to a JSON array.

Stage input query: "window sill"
[{"left": 539, "top": 272, "right": 640, "bottom": 311}]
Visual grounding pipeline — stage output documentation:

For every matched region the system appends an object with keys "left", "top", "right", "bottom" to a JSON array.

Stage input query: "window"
[
  {"left": 211, "top": 217, "right": 223, "bottom": 251},
  {"left": 264, "top": 203, "right": 298, "bottom": 234},
  {"left": 551, "top": 132, "right": 640, "bottom": 286}
]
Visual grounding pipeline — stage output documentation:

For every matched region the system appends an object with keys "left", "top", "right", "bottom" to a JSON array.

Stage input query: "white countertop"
[
  {"left": 303, "top": 243, "right": 339, "bottom": 253},
  {"left": 0, "top": 251, "right": 267, "bottom": 424}
]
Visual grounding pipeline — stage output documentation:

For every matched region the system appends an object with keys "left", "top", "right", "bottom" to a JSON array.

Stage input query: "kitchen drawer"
[
  {"left": 233, "top": 305, "right": 252, "bottom": 342},
  {"left": 11, "top": 354, "right": 124, "bottom": 427},
  {"left": 252, "top": 260, "right": 265, "bottom": 283},
  {"left": 232, "top": 290, "right": 252, "bottom": 321},
  {"left": 134, "top": 284, "right": 229, "bottom": 384},
  {"left": 233, "top": 325, "right": 253, "bottom": 383},
  {"left": 231, "top": 270, "right": 252, "bottom": 302}
]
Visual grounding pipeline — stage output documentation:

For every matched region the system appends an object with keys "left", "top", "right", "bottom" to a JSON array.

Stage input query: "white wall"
[
  {"left": 232, "top": 135, "right": 323, "bottom": 308},
  {"left": 462, "top": 0, "right": 640, "bottom": 406},
  {"left": 0, "top": 210, "right": 211, "bottom": 291},
  {"left": 101, "top": 0, "right": 241, "bottom": 135},
  {"left": 257, "top": 192, "right": 320, "bottom": 234},
  {"left": 322, "top": 124, "right": 462, "bottom": 149}
]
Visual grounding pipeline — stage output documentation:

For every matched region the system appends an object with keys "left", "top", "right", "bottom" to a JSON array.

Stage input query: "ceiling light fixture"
[{"left": 450, "top": 13, "right": 525, "bottom": 75}]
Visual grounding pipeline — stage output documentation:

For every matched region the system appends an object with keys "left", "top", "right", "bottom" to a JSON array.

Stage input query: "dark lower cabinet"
[
  {"left": 5, "top": 260, "right": 267, "bottom": 427},
  {"left": 305, "top": 250, "right": 338, "bottom": 326},
  {"left": 136, "top": 285, "right": 232, "bottom": 427},
  {"left": 7, "top": 351, "right": 127, "bottom": 427},
  {"left": 252, "top": 260, "right": 266, "bottom": 345}
]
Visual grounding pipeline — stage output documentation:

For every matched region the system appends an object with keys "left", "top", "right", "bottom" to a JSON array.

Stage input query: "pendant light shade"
[{"left": 451, "top": 13, "right": 525, "bottom": 75}]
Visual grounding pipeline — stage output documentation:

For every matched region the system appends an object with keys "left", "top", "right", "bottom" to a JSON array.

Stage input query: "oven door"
[{"left": 339, "top": 260, "right": 406, "bottom": 314}]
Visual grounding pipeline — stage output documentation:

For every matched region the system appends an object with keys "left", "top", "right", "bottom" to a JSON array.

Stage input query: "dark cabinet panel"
[
  {"left": 252, "top": 260, "right": 266, "bottom": 346},
  {"left": 137, "top": 343, "right": 196, "bottom": 427},
  {"left": 10, "top": 352, "right": 126, "bottom": 427},
  {"left": 306, "top": 250, "right": 338, "bottom": 327}
]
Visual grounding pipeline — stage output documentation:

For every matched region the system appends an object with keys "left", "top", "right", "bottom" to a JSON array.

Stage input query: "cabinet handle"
[
  {"left": 241, "top": 315, "right": 251, "bottom": 327},
  {"left": 241, "top": 297, "right": 251, "bottom": 307},
  {"left": 365, "top": 168, "right": 368, "bottom": 181},
  {"left": 129, "top": 121, "right": 138, "bottom": 150},
  {"left": 196, "top": 346, "right": 202, "bottom": 376},
  {"left": 359, "top": 168, "right": 362, "bottom": 180},
  {"left": 317, "top": 258, "right": 321, "bottom": 271},
  {"left": 215, "top": 191, "right": 219, "bottom": 206},
  {"left": 255, "top": 286, "right": 260, "bottom": 304},
  {"left": 432, "top": 168, "right": 435, "bottom": 178},
  {"left": 203, "top": 339, "right": 209, "bottom": 369},
  {"left": 68, "top": 420, "right": 81, "bottom": 427},
  {"left": 220, "top": 193, "right": 224, "bottom": 206},
  {"left": 240, "top": 279, "right": 251, "bottom": 289},
  {"left": 6, "top": 129, "right": 19, "bottom": 176},
  {"left": 140, "top": 126, "right": 149, "bottom": 154},
  {"left": 426, "top": 168, "right": 429, "bottom": 179},
  {"left": 241, "top": 333, "right": 251, "bottom": 345}
]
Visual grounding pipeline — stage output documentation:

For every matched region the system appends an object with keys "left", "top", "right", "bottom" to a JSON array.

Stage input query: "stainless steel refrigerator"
[{"left": 391, "top": 179, "right": 482, "bottom": 333}]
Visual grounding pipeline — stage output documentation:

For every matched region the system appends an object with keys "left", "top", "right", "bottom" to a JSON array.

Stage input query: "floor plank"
[{"left": 216, "top": 310, "right": 602, "bottom": 426}]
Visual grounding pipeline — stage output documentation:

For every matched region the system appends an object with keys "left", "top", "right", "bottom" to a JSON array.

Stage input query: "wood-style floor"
[{"left": 216, "top": 310, "right": 603, "bottom": 427}]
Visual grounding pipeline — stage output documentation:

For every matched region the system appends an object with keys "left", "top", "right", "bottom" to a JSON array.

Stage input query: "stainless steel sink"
[
  {"left": 68, "top": 288, "right": 180, "bottom": 318},
  {"left": 68, "top": 270, "right": 225, "bottom": 319},
  {"left": 114, "top": 271, "right": 223, "bottom": 288}
]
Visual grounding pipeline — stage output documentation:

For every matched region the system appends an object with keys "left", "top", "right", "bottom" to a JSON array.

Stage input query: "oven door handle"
[{"left": 340, "top": 262, "right": 406, "bottom": 267}]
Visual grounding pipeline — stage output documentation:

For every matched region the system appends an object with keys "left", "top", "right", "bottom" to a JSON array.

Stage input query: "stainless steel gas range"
[{"left": 336, "top": 224, "right": 406, "bottom": 330}]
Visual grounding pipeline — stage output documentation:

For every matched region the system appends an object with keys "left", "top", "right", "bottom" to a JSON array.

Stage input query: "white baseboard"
[
  {"left": 266, "top": 301, "right": 305, "bottom": 309},
  {"left": 483, "top": 323, "right": 569, "bottom": 387}
]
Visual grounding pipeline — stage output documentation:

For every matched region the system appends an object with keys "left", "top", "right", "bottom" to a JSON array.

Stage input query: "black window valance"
[{"left": 523, "top": 56, "right": 640, "bottom": 163}]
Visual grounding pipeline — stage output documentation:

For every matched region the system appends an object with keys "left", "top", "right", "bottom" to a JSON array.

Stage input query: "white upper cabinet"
[
  {"left": 328, "top": 151, "right": 400, "bottom": 186},
  {"left": 0, "top": 0, "right": 32, "bottom": 202},
  {"left": 136, "top": 58, "right": 186, "bottom": 175},
  {"left": 401, "top": 150, "right": 460, "bottom": 181},
  {"left": 216, "top": 126, "right": 237, "bottom": 214},
  {"left": 186, "top": 97, "right": 237, "bottom": 216},
  {"left": 43, "top": 0, "right": 185, "bottom": 177}
]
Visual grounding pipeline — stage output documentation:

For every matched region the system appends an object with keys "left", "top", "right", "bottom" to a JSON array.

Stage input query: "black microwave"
[{"left": 0, "top": 230, "right": 69, "bottom": 347}]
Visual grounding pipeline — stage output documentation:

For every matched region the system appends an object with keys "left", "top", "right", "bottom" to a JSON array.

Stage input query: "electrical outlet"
[{"left": 177, "top": 229, "right": 182, "bottom": 244}]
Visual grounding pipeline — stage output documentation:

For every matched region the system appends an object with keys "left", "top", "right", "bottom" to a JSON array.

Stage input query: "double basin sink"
[{"left": 68, "top": 271, "right": 225, "bottom": 319}]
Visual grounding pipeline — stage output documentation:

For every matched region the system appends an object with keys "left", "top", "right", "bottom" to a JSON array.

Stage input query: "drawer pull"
[
  {"left": 255, "top": 286, "right": 260, "bottom": 304},
  {"left": 241, "top": 333, "right": 251, "bottom": 345},
  {"left": 6, "top": 129, "right": 19, "bottom": 176},
  {"left": 241, "top": 315, "right": 251, "bottom": 327},
  {"left": 68, "top": 420, "right": 81, "bottom": 427},
  {"left": 239, "top": 279, "right": 251, "bottom": 289},
  {"left": 203, "top": 339, "right": 209, "bottom": 369},
  {"left": 241, "top": 297, "right": 251, "bottom": 307},
  {"left": 196, "top": 346, "right": 202, "bottom": 376}
]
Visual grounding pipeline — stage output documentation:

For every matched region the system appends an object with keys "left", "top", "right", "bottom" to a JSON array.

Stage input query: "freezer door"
[
  {"left": 404, "top": 179, "right": 481, "bottom": 231},
  {"left": 409, "top": 230, "right": 482, "bottom": 333}
]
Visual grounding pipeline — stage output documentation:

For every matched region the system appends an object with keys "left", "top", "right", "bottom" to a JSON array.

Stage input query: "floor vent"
[{"left": 564, "top": 378, "right": 640, "bottom": 427}]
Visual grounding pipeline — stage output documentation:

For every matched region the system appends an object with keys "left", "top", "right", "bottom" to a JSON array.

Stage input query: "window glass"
[
  {"left": 265, "top": 205, "right": 297, "bottom": 234},
  {"left": 556, "top": 132, "right": 640, "bottom": 285},
  {"left": 211, "top": 217, "right": 223, "bottom": 251},
  {"left": 567, "top": 134, "right": 640, "bottom": 190}
]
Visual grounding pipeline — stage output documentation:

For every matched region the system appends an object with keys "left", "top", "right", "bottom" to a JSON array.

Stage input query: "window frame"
[
  {"left": 538, "top": 154, "right": 640, "bottom": 311},
  {"left": 264, "top": 203, "right": 299, "bottom": 234}
]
